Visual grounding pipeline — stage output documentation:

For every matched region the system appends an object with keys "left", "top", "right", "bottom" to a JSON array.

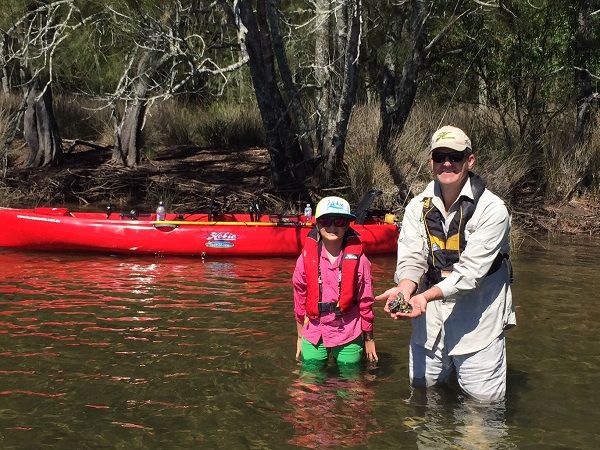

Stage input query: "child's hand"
[
  {"left": 365, "top": 339, "right": 378, "bottom": 362},
  {"left": 295, "top": 336, "right": 302, "bottom": 361}
]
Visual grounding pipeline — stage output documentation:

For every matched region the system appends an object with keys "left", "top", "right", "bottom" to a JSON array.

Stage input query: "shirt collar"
[{"left": 427, "top": 176, "right": 475, "bottom": 212}]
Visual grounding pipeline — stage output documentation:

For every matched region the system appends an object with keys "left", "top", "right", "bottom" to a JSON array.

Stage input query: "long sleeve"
[
  {"left": 292, "top": 254, "right": 307, "bottom": 324},
  {"left": 358, "top": 255, "right": 375, "bottom": 332},
  {"left": 394, "top": 196, "right": 429, "bottom": 285}
]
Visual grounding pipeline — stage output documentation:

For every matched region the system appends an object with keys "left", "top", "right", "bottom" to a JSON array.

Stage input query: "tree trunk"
[
  {"left": 376, "top": 0, "right": 426, "bottom": 190},
  {"left": 574, "top": 0, "right": 595, "bottom": 143},
  {"left": 266, "top": 0, "right": 314, "bottom": 161},
  {"left": 314, "top": 0, "right": 362, "bottom": 185},
  {"left": 23, "top": 76, "right": 62, "bottom": 168},
  {"left": 314, "top": 0, "right": 331, "bottom": 172},
  {"left": 113, "top": 99, "right": 147, "bottom": 167},
  {"left": 112, "top": 52, "right": 150, "bottom": 167},
  {"left": 234, "top": 0, "right": 307, "bottom": 190},
  {"left": 0, "top": 33, "right": 9, "bottom": 94}
]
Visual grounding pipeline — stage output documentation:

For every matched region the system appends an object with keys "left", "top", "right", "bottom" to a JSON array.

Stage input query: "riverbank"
[{"left": 1, "top": 143, "right": 598, "bottom": 236}]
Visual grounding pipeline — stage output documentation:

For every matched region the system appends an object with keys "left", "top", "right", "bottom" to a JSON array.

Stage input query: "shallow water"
[{"left": 0, "top": 237, "right": 598, "bottom": 449}]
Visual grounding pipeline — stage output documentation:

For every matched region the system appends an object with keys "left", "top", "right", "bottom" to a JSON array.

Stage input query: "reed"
[
  {"left": 53, "top": 95, "right": 111, "bottom": 141},
  {"left": 199, "top": 102, "right": 264, "bottom": 148}
]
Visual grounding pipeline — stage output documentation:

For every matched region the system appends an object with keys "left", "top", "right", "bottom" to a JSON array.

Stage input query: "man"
[{"left": 376, "top": 125, "right": 515, "bottom": 402}]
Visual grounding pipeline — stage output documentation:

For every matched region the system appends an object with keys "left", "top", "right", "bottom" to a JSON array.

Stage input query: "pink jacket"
[{"left": 293, "top": 251, "right": 375, "bottom": 347}]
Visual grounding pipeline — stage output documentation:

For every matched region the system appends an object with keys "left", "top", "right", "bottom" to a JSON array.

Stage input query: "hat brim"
[
  {"left": 431, "top": 142, "right": 470, "bottom": 152},
  {"left": 317, "top": 212, "right": 356, "bottom": 220}
]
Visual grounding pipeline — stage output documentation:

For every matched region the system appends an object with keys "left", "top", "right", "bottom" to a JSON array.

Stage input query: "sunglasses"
[
  {"left": 431, "top": 151, "right": 467, "bottom": 163},
  {"left": 317, "top": 217, "right": 349, "bottom": 227}
]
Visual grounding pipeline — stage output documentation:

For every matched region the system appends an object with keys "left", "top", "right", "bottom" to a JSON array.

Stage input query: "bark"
[
  {"left": 574, "top": 0, "right": 596, "bottom": 143},
  {"left": 23, "top": 76, "right": 62, "bottom": 168},
  {"left": 376, "top": 0, "right": 426, "bottom": 189},
  {"left": 234, "top": 0, "right": 307, "bottom": 189},
  {"left": 112, "top": 52, "right": 151, "bottom": 167},
  {"left": 314, "top": 0, "right": 362, "bottom": 185},
  {"left": 0, "top": 32, "right": 9, "bottom": 94},
  {"left": 314, "top": 0, "right": 331, "bottom": 157},
  {"left": 266, "top": 0, "right": 314, "bottom": 161}
]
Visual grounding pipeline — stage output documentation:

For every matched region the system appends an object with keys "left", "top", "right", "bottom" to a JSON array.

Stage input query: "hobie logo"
[
  {"left": 206, "top": 240, "right": 234, "bottom": 248},
  {"left": 207, "top": 232, "right": 236, "bottom": 241}
]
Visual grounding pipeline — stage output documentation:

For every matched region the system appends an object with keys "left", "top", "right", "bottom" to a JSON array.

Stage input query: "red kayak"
[{"left": 0, "top": 207, "right": 398, "bottom": 257}]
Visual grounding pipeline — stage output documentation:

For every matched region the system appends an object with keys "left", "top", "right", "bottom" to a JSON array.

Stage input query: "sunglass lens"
[
  {"left": 318, "top": 217, "right": 348, "bottom": 227},
  {"left": 333, "top": 218, "right": 348, "bottom": 227},
  {"left": 432, "top": 152, "right": 465, "bottom": 163},
  {"left": 450, "top": 152, "right": 465, "bottom": 162}
]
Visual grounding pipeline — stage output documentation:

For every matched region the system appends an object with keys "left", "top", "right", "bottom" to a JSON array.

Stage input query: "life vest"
[
  {"left": 303, "top": 227, "right": 363, "bottom": 319},
  {"left": 422, "top": 173, "right": 508, "bottom": 283}
]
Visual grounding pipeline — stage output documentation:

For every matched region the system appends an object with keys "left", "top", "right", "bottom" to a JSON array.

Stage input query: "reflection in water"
[
  {"left": 0, "top": 238, "right": 599, "bottom": 448},
  {"left": 285, "top": 366, "right": 379, "bottom": 449},
  {"left": 406, "top": 387, "right": 514, "bottom": 449}
]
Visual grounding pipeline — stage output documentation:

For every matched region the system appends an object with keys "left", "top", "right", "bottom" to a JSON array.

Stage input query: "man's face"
[{"left": 431, "top": 148, "right": 475, "bottom": 187}]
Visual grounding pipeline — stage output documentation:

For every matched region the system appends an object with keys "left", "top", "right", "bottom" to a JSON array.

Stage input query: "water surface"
[{"left": 0, "top": 237, "right": 598, "bottom": 449}]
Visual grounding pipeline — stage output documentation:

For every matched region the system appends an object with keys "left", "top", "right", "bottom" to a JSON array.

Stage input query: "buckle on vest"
[{"left": 318, "top": 302, "right": 338, "bottom": 314}]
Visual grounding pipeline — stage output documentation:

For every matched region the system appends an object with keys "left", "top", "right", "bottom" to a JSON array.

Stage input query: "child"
[{"left": 292, "top": 196, "right": 378, "bottom": 367}]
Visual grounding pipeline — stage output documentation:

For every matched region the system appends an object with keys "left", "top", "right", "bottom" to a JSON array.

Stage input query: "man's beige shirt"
[{"left": 395, "top": 178, "right": 516, "bottom": 355}]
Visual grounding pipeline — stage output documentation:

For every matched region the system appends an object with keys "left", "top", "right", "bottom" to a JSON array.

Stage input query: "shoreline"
[{"left": 2, "top": 144, "right": 598, "bottom": 237}]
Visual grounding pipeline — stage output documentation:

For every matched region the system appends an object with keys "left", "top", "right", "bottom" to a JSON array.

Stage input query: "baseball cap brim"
[
  {"left": 431, "top": 141, "right": 470, "bottom": 152},
  {"left": 318, "top": 212, "right": 356, "bottom": 220}
]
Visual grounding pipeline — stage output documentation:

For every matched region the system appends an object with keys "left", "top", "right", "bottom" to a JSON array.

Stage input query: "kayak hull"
[{"left": 0, "top": 207, "right": 398, "bottom": 257}]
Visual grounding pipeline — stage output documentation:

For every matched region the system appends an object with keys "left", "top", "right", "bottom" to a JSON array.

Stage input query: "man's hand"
[
  {"left": 396, "top": 287, "right": 444, "bottom": 319},
  {"left": 375, "top": 280, "right": 418, "bottom": 320},
  {"left": 396, "top": 293, "right": 427, "bottom": 318}
]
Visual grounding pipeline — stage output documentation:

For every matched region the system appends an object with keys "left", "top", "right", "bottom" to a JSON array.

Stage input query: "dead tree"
[
  {"left": 226, "top": 0, "right": 309, "bottom": 190},
  {"left": 375, "top": 1, "right": 469, "bottom": 189},
  {"left": 23, "top": 75, "right": 62, "bottom": 167},
  {"left": 111, "top": 51, "right": 157, "bottom": 167},
  {"left": 106, "top": 2, "right": 248, "bottom": 168},
  {"left": 574, "top": 0, "right": 597, "bottom": 143},
  {"left": 314, "top": 0, "right": 362, "bottom": 184},
  {"left": 0, "top": 0, "right": 90, "bottom": 169}
]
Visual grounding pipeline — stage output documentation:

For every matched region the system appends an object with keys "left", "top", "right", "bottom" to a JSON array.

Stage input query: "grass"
[{"left": 344, "top": 100, "right": 600, "bottom": 208}]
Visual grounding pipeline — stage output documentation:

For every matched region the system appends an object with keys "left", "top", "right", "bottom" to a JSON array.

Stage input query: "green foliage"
[{"left": 1, "top": 0, "right": 599, "bottom": 204}]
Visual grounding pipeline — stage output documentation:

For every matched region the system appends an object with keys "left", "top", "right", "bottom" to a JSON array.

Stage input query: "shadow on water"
[{"left": 0, "top": 237, "right": 599, "bottom": 449}]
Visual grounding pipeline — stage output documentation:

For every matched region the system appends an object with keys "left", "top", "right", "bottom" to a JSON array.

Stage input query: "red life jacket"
[{"left": 303, "top": 228, "right": 363, "bottom": 319}]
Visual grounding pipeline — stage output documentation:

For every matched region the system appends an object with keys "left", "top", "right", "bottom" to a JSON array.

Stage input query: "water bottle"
[
  {"left": 156, "top": 201, "right": 166, "bottom": 221},
  {"left": 303, "top": 203, "right": 312, "bottom": 223}
]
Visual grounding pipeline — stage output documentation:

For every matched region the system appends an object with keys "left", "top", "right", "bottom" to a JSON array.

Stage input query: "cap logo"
[
  {"left": 435, "top": 131, "right": 454, "bottom": 142},
  {"left": 325, "top": 198, "right": 347, "bottom": 212}
]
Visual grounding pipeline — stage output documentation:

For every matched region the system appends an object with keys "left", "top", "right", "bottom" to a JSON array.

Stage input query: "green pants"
[{"left": 301, "top": 335, "right": 364, "bottom": 365}]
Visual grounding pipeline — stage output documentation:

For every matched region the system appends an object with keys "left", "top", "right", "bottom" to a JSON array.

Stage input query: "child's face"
[{"left": 317, "top": 216, "right": 349, "bottom": 243}]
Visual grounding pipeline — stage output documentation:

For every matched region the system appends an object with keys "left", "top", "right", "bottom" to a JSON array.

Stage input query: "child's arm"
[
  {"left": 292, "top": 254, "right": 307, "bottom": 360},
  {"left": 358, "top": 256, "right": 378, "bottom": 362}
]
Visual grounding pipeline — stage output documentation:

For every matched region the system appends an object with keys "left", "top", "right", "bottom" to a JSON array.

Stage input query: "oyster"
[{"left": 388, "top": 293, "right": 413, "bottom": 314}]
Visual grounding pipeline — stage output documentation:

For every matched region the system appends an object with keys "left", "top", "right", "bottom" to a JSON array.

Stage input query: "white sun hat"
[{"left": 315, "top": 196, "right": 356, "bottom": 220}]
